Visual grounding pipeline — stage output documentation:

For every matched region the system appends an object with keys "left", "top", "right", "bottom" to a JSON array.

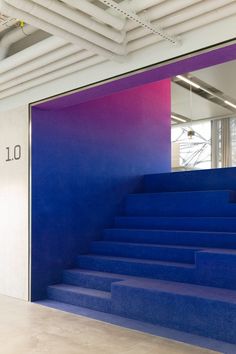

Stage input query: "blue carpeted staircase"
[{"left": 40, "top": 169, "right": 236, "bottom": 344}]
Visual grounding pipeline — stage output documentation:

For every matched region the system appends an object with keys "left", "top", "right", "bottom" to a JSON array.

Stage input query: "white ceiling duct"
[
  {"left": 161, "top": 0, "right": 236, "bottom": 27},
  {"left": 0, "top": 24, "right": 37, "bottom": 59},
  {"left": 0, "top": 55, "right": 106, "bottom": 100},
  {"left": 128, "top": 1, "right": 236, "bottom": 52},
  {"left": 120, "top": 0, "right": 166, "bottom": 13},
  {"left": 0, "top": 50, "right": 95, "bottom": 92},
  {"left": 127, "top": 0, "right": 235, "bottom": 42},
  {"left": 125, "top": 0, "right": 202, "bottom": 32},
  {"left": 0, "top": 35, "right": 67, "bottom": 74},
  {"left": 61, "top": 0, "right": 125, "bottom": 31},
  {"left": 0, "top": 0, "right": 235, "bottom": 101},
  {"left": 0, "top": 0, "right": 126, "bottom": 60},
  {"left": 98, "top": 0, "right": 179, "bottom": 45},
  {"left": 33, "top": 0, "right": 124, "bottom": 43},
  {"left": 0, "top": 42, "right": 82, "bottom": 84}
]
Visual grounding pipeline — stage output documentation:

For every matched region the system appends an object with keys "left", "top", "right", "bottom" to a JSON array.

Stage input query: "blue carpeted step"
[
  {"left": 63, "top": 269, "right": 127, "bottom": 291},
  {"left": 103, "top": 228, "right": 236, "bottom": 248},
  {"left": 196, "top": 249, "right": 236, "bottom": 290},
  {"left": 111, "top": 278, "right": 236, "bottom": 344},
  {"left": 64, "top": 269, "right": 190, "bottom": 292},
  {"left": 48, "top": 283, "right": 111, "bottom": 312},
  {"left": 125, "top": 190, "right": 236, "bottom": 216},
  {"left": 144, "top": 167, "right": 236, "bottom": 193},
  {"left": 77, "top": 255, "right": 195, "bottom": 283},
  {"left": 90, "top": 241, "right": 198, "bottom": 263},
  {"left": 115, "top": 216, "right": 236, "bottom": 232},
  {"left": 42, "top": 167, "right": 236, "bottom": 344}
]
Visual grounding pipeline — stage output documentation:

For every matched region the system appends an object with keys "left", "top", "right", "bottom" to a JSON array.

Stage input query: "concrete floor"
[{"left": 0, "top": 295, "right": 221, "bottom": 354}]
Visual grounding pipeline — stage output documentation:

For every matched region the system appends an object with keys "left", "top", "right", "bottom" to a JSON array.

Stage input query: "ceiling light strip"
[
  {"left": 176, "top": 75, "right": 236, "bottom": 110},
  {"left": 224, "top": 100, "right": 236, "bottom": 109},
  {"left": 176, "top": 75, "right": 200, "bottom": 89},
  {"left": 171, "top": 115, "right": 187, "bottom": 123}
]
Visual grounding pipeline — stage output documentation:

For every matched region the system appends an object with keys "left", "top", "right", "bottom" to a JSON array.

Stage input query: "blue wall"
[{"left": 31, "top": 80, "right": 171, "bottom": 300}]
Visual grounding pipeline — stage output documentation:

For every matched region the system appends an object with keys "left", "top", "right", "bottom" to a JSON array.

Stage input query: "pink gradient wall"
[{"left": 31, "top": 79, "right": 171, "bottom": 299}]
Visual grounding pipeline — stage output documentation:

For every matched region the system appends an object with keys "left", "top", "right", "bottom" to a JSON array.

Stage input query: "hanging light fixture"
[
  {"left": 188, "top": 83, "right": 195, "bottom": 139},
  {"left": 187, "top": 130, "right": 195, "bottom": 139}
]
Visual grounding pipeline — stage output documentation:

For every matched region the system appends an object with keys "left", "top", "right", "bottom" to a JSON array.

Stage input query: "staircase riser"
[
  {"left": 77, "top": 257, "right": 195, "bottom": 283},
  {"left": 48, "top": 288, "right": 111, "bottom": 313},
  {"left": 103, "top": 230, "right": 236, "bottom": 248},
  {"left": 125, "top": 205, "right": 236, "bottom": 217},
  {"left": 144, "top": 168, "right": 236, "bottom": 193},
  {"left": 91, "top": 243, "right": 196, "bottom": 263},
  {"left": 196, "top": 252, "right": 236, "bottom": 290},
  {"left": 115, "top": 217, "right": 236, "bottom": 232},
  {"left": 45, "top": 169, "right": 236, "bottom": 344},
  {"left": 111, "top": 283, "right": 236, "bottom": 344},
  {"left": 125, "top": 192, "right": 236, "bottom": 216},
  {"left": 63, "top": 271, "right": 123, "bottom": 292}
]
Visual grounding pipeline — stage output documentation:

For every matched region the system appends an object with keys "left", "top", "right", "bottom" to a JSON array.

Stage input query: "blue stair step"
[
  {"left": 63, "top": 269, "right": 127, "bottom": 291},
  {"left": 77, "top": 255, "right": 195, "bottom": 283},
  {"left": 196, "top": 249, "right": 236, "bottom": 290},
  {"left": 64, "top": 269, "right": 182, "bottom": 292},
  {"left": 90, "top": 241, "right": 198, "bottom": 263},
  {"left": 144, "top": 167, "right": 236, "bottom": 193},
  {"left": 115, "top": 216, "right": 236, "bottom": 232},
  {"left": 103, "top": 228, "right": 236, "bottom": 248},
  {"left": 111, "top": 278, "right": 236, "bottom": 344},
  {"left": 125, "top": 190, "right": 236, "bottom": 216},
  {"left": 48, "top": 284, "right": 111, "bottom": 312},
  {"left": 42, "top": 168, "right": 236, "bottom": 344}
]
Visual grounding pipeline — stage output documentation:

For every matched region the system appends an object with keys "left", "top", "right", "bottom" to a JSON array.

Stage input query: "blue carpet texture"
[{"left": 44, "top": 169, "right": 236, "bottom": 344}]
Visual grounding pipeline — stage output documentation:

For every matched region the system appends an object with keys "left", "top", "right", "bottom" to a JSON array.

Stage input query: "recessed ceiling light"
[
  {"left": 176, "top": 75, "right": 200, "bottom": 89},
  {"left": 224, "top": 100, "right": 236, "bottom": 109}
]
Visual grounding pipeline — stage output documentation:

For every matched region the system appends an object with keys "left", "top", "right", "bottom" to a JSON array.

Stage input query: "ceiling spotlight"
[
  {"left": 224, "top": 100, "right": 236, "bottom": 109},
  {"left": 171, "top": 115, "right": 187, "bottom": 123},
  {"left": 176, "top": 75, "right": 201, "bottom": 89}
]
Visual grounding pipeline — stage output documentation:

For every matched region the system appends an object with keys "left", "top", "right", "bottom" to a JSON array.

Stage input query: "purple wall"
[
  {"left": 36, "top": 42, "right": 236, "bottom": 111},
  {"left": 31, "top": 79, "right": 171, "bottom": 299}
]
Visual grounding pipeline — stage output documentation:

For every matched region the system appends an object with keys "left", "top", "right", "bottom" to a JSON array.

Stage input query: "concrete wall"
[{"left": 0, "top": 106, "right": 29, "bottom": 300}]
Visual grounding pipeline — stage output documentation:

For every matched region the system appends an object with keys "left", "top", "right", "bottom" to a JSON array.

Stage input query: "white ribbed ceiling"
[{"left": 0, "top": 0, "right": 235, "bottom": 102}]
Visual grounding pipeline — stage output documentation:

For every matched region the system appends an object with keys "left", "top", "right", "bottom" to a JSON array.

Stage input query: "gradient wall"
[{"left": 31, "top": 79, "right": 170, "bottom": 300}]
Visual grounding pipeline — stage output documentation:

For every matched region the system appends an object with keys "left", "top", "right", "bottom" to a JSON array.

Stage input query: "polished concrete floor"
[{"left": 0, "top": 294, "right": 221, "bottom": 354}]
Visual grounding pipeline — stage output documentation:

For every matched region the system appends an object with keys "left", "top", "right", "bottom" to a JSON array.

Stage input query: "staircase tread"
[
  {"left": 65, "top": 268, "right": 194, "bottom": 284},
  {"left": 116, "top": 216, "right": 236, "bottom": 219},
  {"left": 199, "top": 249, "right": 236, "bottom": 255},
  {"left": 79, "top": 254, "right": 195, "bottom": 268},
  {"left": 57, "top": 270, "right": 236, "bottom": 303},
  {"left": 92, "top": 241, "right": 236, "bottom": 252},
  {"left": 65, "top": 269, "right": 136, "bottom": 282},
  {"left": 128, "top": 189, "right": 235, "bottom": 196},
  {"left": 65, "top": 268, "right": 168, "bottom": 282},
  {"left": 65, "top": 269, "right": 126, "bottom": 278},
  {"left": 117, "top": 278, "right": 236, "bottom": 303},
  {"left": 48, "top": 284, "right": 111, "bottom": 298},
  {"left": 105, "top": 228, "right": 236, "bottom": 235}
]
